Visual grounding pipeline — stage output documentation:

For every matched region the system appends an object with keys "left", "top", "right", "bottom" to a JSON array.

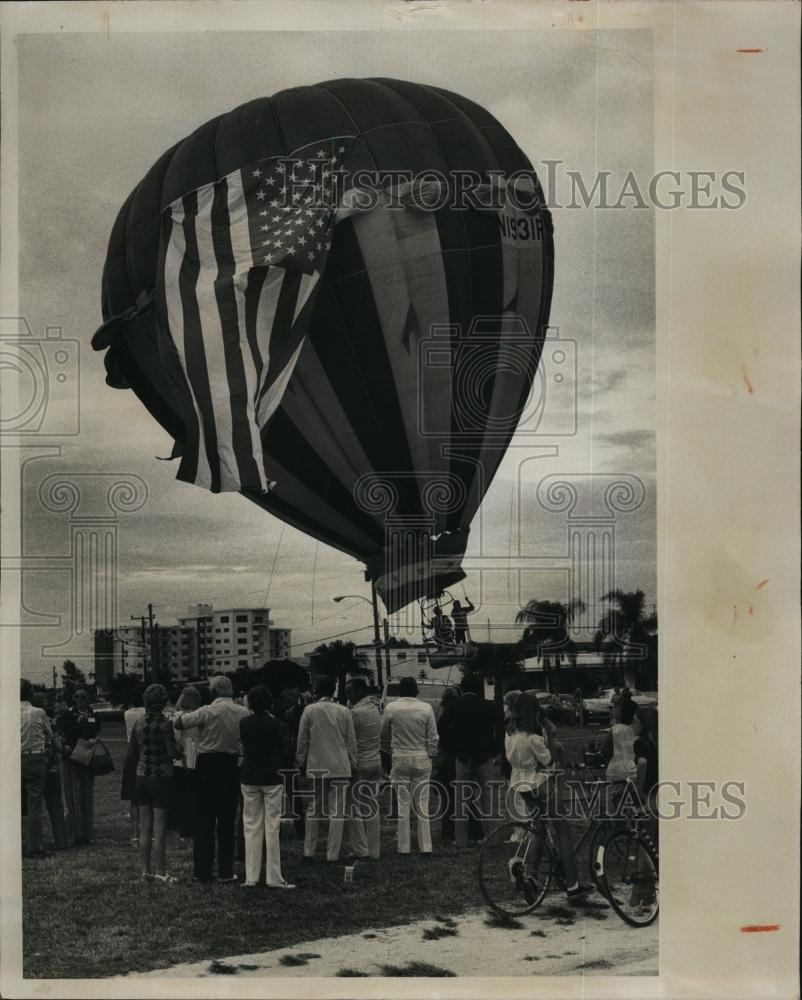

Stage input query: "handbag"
[
  {"left": 88, "top": 740, "right": 115, "bottom": 776},
  {"left": 69, "top": 738, "right": 94, "bottom": 767}
]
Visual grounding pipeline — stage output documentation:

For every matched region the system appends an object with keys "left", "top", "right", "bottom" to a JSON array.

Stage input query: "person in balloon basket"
[
  {"left": 428, "top": 607, "right": 455, "bottom": 650},
  {"left": 381, "top": 676, "right": 439, "bottom": 855},
  {"left": 295, "top": 675, "right": 357, "bottom": 864},
  {"left": 57, "top": 687, "right": 101, "bottom": 846},
  {"left": 239, "top": 685, "right": 295, "bottom": 889},
  {"left": 174, "top": 674, "right": 249, "bottom": 883},
  {"left": 450, "top": 598, "right": 475, "bottom": 645}
]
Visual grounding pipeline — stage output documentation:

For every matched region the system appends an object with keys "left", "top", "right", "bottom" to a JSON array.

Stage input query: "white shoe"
[{"left": 267, "top": 880, "right": 296, "bottom": 890}]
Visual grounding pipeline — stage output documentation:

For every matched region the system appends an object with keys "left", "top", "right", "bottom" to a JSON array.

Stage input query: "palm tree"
[
  {"left": 515, "top": 598, "right": 586, "bottom": 692},
  {"left": 594, "top": 589, "right": 658, "bottom": 688},
  {"left": 311, "top": 640, "right": 371, "bottom": 702}
]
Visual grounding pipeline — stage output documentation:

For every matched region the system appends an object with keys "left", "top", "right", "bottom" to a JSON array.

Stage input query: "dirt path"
[{"left": 127, "top": 901, "right": 658, "bottom": 979}]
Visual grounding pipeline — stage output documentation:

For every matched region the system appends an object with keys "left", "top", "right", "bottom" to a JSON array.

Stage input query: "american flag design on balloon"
[{"left": 158, "top": 138, "right": 353, "bottom": 496}]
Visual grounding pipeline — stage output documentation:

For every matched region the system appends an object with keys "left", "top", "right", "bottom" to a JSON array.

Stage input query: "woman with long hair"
[
  {"left": 127, "top": 684, "right": 179, "bottom": 882},
  {"left": 121, "top": 686, "right": 145, "bottom": 847},
  {"left": 604, "top": 689, "right": 638, "bottom": 784},
  {"left": 172, "top": 686, "right": 202, "bottom": 840},
  {"left": 505, "top": 692, "right": 591, "bottom": 904}
]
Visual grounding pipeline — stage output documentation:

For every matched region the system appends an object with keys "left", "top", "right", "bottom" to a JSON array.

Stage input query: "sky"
[{"left": 15, "top": 28, "right": 656, "bottom": 681}]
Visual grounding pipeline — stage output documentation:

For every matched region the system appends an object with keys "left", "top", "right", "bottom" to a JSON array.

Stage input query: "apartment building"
[{"left": 94, "top": 604, "right": 292, "bottom": 686}]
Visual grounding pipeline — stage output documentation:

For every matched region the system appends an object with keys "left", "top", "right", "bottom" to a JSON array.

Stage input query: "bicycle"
[
  {"left": 593, "top": 807, "right": 659, "bottom": 927},
  {"left": 477, "top": 775, "right": 610, "bottom": 918},
  {"left": 477, "top": 775, "right": 659, "bottom": 927}
]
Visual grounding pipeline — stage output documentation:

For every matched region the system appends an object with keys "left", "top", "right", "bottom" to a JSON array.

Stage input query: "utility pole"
[
  {"left": 52, "top": 665, "right": 57, "bottom": 700},
  {"left": 147, "top": 604, "right": 156, "bottom": 683},
  {"left": 131, "top": 613, "right": 149, "bottom": 682},
  {"left": 370, "top": 579, "right": 384, "bottom": 690},
  {"left": 196, "top": 619, "right": 204, "bottom": 679},
  {"left": 383, "top": 619, "right": 391, "bottom": 683}
]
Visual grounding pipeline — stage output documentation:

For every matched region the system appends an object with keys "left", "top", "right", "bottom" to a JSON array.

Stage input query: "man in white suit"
[{"left": 296, "top": 675, "right": 358, "bottom": 862}]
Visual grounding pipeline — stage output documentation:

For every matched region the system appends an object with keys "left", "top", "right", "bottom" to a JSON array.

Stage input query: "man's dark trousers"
[{"left": 194, "top": 753, "right": 240, "bottom": 880}]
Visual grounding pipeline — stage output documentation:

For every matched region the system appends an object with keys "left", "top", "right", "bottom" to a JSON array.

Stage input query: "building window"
[
  {"left": 397, "top": 651, "right": 407, "bottom": 661},
  {"left": 236, "top": 614, "right": 248, "bottom": 623},
  {"left": 237, "top": 626, "right": 247, "bottom": 633},
  {"left": 254, "top": 615, "right": 263, "bottom": 623},
  {"left": 220, "top": 616, "right": 229, "bottom": 623},
  {"left": 417, "top": 653, "right": 427, "bottom": 664}
]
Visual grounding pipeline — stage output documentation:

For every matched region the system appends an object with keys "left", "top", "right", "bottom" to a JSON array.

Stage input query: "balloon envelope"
[{"left": 94, "top": 78, "right": 554, "bottom": 612}]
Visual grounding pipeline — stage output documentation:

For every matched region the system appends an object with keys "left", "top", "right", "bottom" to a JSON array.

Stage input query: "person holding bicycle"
[{"left": 505, "top": 693, "right": 592, "bottom": 904}]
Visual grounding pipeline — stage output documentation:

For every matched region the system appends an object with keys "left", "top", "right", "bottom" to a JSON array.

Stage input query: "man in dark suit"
[{"left": 449, "top": 673, "right": 501, "bottom": 847}]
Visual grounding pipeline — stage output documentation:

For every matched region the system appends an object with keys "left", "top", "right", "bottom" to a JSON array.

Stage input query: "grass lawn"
[{"left": 22, "top": 723, "right": 607, "bottom": 979}]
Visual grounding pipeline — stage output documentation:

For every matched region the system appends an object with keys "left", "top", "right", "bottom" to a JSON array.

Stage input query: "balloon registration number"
[{"left": 498, "top": 210, "right": 544, "bottom": 244}]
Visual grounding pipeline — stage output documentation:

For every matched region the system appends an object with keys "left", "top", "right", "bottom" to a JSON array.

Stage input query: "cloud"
[{"left": 579, "top": 367, "right": 628, "bottom": 399}]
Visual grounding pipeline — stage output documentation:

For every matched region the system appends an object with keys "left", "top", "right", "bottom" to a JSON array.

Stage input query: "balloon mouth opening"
[{"left": 366, "top": 528, "right": 469, "bottom": 614}]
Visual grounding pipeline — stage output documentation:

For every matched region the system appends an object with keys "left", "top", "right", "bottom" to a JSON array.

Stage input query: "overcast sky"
[{"left": 17, "top": 28, "right": 655, "bottom": 681}]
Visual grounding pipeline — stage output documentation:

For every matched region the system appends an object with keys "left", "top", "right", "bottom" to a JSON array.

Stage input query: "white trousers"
[
  {"left": 391, "top": 753, "right": 432, "bottom": 854},
  {"left": 304, "top": 777, "right": 349, "bottom": 862},
  {"left": 241, "top": 783, "right": 284, "bottom": 885}
]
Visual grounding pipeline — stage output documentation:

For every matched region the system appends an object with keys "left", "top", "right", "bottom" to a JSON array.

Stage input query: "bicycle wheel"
[
  {"left": 478, "top": 821, "right": 552, "bottom": 918},
  {"left": 588, "top": 822, "right": 612, "bottom": 899},
  {"left": 596, "top": 830, "right": 659, "bottom": 927}
]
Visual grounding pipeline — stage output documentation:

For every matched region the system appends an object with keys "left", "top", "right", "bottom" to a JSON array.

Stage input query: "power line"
[
  {"left": 289, "top": 624, "right": 373, "bottom": 650},
  {"left": 261, "top": 522, "right": 286, "bottom": 609}
]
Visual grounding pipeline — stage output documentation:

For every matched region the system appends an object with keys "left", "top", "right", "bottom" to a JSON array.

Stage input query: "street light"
[{"left": 333, "top": 589, "right": 386, "bottom": 689}]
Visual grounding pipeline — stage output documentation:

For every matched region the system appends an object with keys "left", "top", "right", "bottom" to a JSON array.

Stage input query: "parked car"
[
  {"left": 555, "top": 693, "right": 579, "bottom": 725},
  {"left": 530, "top": 691, "right": 562, "bottom": 725},
  {"left": 90, "top": 701, "right": 124, "bottom": 722},
  {"left": 581, "top": 694, "right": 612, "bottom": 725},
  {"left": 599, "top": 687, "right": 658, "bottom": 710},
  {"left": 583, "top": 687, "right": 658, "bottom": 725}
]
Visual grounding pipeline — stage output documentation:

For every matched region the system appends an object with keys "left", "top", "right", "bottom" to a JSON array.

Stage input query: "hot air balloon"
[{"left": 93, "top": 78, "right": 554, "bottom": 615}]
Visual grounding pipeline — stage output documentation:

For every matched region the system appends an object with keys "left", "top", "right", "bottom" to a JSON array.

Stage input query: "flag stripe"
[
  {"left": 252, "top": 267, "right": 286, "bottom": 402},
  {"left": 192, "top": 183, "right": 242, "bottom": 489},
  {"left": 162, "top": 204, "right": 205, "bottom": 488},
  {"left": 255, "top": 270, "right": 301, "bottom": 414},
  {"left": 158, "top": 144, "right": 344, "bottom": 496},
  {"left": 225, "top": 170, "right": 271, "bottom": 491},
  {"left": 210, "top": 176, "right": 267, "bottom": 493},
  {"left": 175, "top": 192, "right": 221, "bottom": 492},
  {"left": 243, "top": 266, "right": 267, "bottom": 377}
]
